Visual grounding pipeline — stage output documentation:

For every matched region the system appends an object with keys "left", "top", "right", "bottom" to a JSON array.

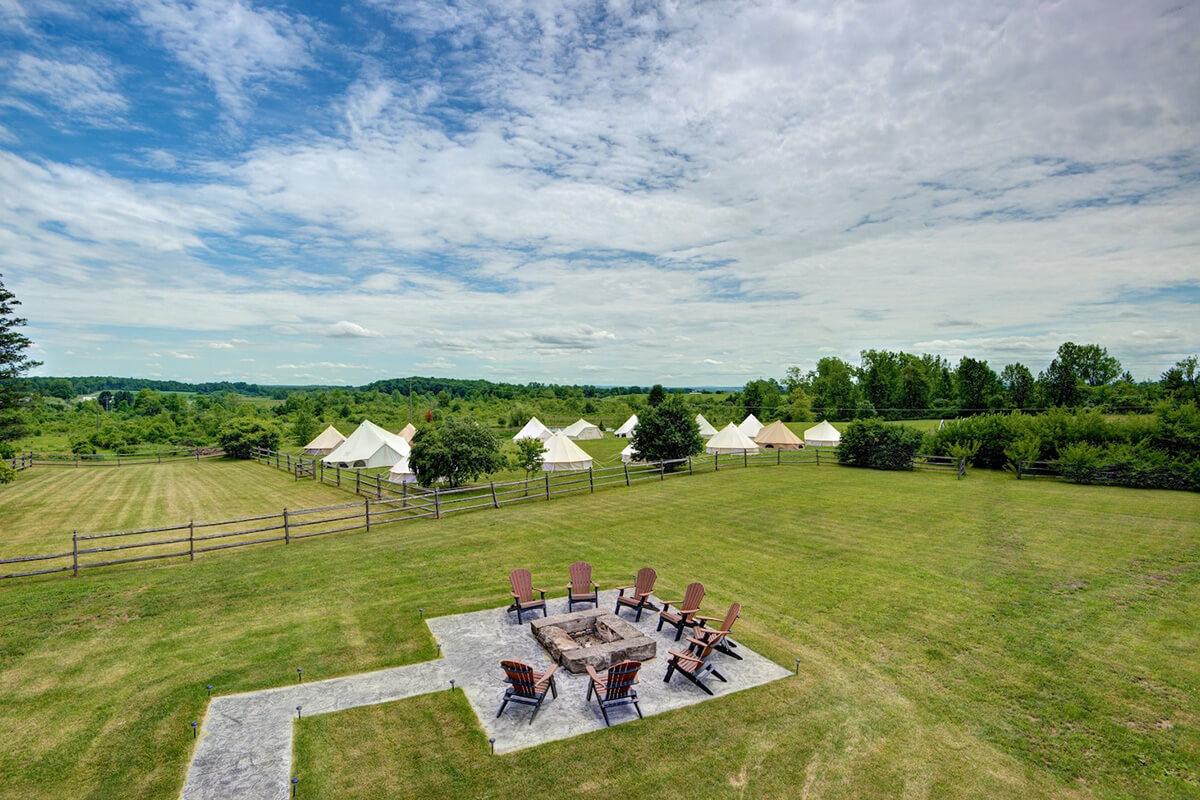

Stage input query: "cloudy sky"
[{"left": 1, "top": 0, "right": 1197, "bottom": 386}]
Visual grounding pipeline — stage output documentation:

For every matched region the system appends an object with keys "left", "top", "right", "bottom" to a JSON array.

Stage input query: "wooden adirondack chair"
[
  {"left": 657, "top": 581, "right": 705, "bottom": 641},
  {"left": 585, "top": 660, "right": 643, "bottom": 726},
  {"left": 566, "top": 561, "right": 599, "bottom": 611},
  {"left": 663, "top": 637, "right": 728, "bottom": 696},
  {"left": 497, "top": 660, "right": 559, "bottom": 724},
  {"left": 692, "top": 602, "right": 742, "bottom": 659},
  {"left": 614, "top": 567, "right": 657, "bottom": 621},
  {"left": 507, "top": 568, "right": 547, "bottom": 623}
]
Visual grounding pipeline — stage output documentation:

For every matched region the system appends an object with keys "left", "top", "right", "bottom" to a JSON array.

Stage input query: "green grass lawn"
[
  {"left": 0, "top": 464, "right": 1196, "bottom": 799},
  {"left": 0, "top": 460, "right": 354, "bottom": 558}
]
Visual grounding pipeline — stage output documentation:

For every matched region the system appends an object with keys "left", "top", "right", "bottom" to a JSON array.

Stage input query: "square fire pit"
[{"left": 530, "top": 608, "right": 656, "bottom": 674}]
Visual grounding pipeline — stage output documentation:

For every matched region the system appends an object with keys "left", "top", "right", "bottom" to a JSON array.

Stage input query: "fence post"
[
  {"left": 589, "top": 467, "right": 594, "bottom": 493},
  {"left": 319, "top": 460, "right": 324, "bottom": 483},
  {"left": 72, "top": 531, "right": 78, "bottom": 577},
  {"left": 777, "top": 448, "right": 781, "bottom": 465},
  {"left": 688, "top": 457, "right": 693, "bottom": 475},
  {"left": 276, "top": 451, "right": 280, "bottom": 468},
  {"left": 286, "top": 454, "right": 291, "bottom": 472},
  {"left": 365, "top": 499, "right": 371, "bottom": 532},
  {"left": 544, "top": 472, "right": 551, "bottom": 500},
  {"left": 434, "top": 487, "right": 441, "bottom": 519},
  {"left": 491, "top": 481, "right": 499, "bottom": 508},
  {"left": 355, "top": 470, "right": 361, "bottom": 494},
  {"left": 659, "top": 461, "right": 665, "bottom": 480},
  {"left": 957, "top": 457, "right": 966, "bottom": 480},
  {"left": 189, "top": 520, "right": 195, "bottom": 561},
  {"left": 624, "top": 463, "right": 630, "bottom": 486},
  {"left": 715, "top": 453, "right": 719, "bottom": 471},
  {"left": 816, "top": 449, "right": 820, "bottom": 466},
  {"left": 744, "top": 451, "right": 748, "bottom": 468},
  {"left": 284, "top": 508, "right": 290, "bottom": 544},
  {"left": 336, "top": 466, "right": 341, "bottom": 487},
  {"left": 402, "top": 480, "right": 407, "bottom": 508},
  {"left": 158, "top": 450, "right": 162, "bottom": 464},
  {"left": 376, "top": 474, "right": 382, "bottom": 500}
]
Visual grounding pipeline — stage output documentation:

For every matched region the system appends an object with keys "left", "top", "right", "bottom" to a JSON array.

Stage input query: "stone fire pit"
[{"left": 530, "top": 608, "right": 656, "bottom": 674}]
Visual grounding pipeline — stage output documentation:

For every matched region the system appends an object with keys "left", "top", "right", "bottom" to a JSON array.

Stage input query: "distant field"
[
  {"left": 0, "top": 466, "right": 1195, "bottom": 799},
  {"left": 0, "top": 460, "right": 352, "bottom": 558}
]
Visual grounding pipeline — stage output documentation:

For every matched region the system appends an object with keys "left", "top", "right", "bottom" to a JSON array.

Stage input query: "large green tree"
[
  {"left": 629, "top": 394, "right": 703, "bottom": 465},
  {"left": 955, "top": 357, "right": 998, "bottom": 414},
  {"left": 0, "top": 273, "right": 41, "bottom": 443},
  {"left": 1000, "top": 363, "right": 1036, "bottom": 409},
  {"left": 409, "top": 417, "right": 502, "bottom": 487},
  {"left": 807, "top": 357, "right": 859, "bottom": 420}
]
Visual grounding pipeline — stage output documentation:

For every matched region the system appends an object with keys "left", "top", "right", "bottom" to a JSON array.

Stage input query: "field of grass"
[
  {"left": 0, "top": 462, "right": 1196, "bottom": 799},
  {"left": 0, "top": 460, "right": 353, "bottom": 558}
]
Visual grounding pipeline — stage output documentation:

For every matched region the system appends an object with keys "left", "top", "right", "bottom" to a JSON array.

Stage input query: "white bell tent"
[
  {"left": 303, "top": 425, "right": 346, "bottom": 456},
  {"left": 754, "top": 420, "right": 803, "bottom": 450},
  {"left": 541, "top": 433, "right": 593, "bottom": 471},
  {"left": 562, "top": 418, "right": 602, "bottom": 440},
  {"left": 737, "top": 413, "right": 764, "bottom": 438},
  {"left": 513, "top": 417, "right": 552, "bottom": 442},
  {"left": 695, "top": 413, "right": 718, "bottom": 437},
  {"left": 613, "top": 414, "right": 638, "bottom": 438},
  {"left": 803, "top": 420, "right": 842, "bottom": 447},
  {"left": 397, "top": 423, "right": 417, "bottom": 444},
  {"left": 706, "top": 423, "right": 760, "bottom": 455},
  {"left": 322, "top": 420, "right": 411, "bottom": 468},
  {"left": 387, "top": 454, "right": 417, "bottom": 484}
]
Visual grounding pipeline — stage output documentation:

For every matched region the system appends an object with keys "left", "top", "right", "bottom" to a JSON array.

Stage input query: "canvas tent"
[
  {"left": 706, "top": 423, "right": 760, "bottom": 455},
  {"left": 387, "top": 454, "right": 417, "bottom": 484},
  {"left": 738, "top": 413, "right": 764, "bottom": 438},
  {"left": 303, "top": 425, "right": 346, "bottom": 456},
  {"left": 755, "top": 420, "right": 803, "bottom": 450},
  {"left": 322, "top": 420, "right": 411, "bottom": 469},
  {"left": 541, "top": 433, "right": 593, "bottom": 471},
  {"left": 562, "top": 418, "right": 602, "bottom": 440},
  {"left": 513, "top": 417, "right": 552, "bottom": 442},
  {"left": 804, "top": 420, "right": 842, "bottom": 447},
  {"left": 695, "top": 413, "right": 718, "bottom": 437},
  {"left": 397, "top": 423, "right": 417, "bottom": 443},
  {"left": 620, "top": 443, "right": 640, "bottom": 463},
  {"left": 613, "top": 414, "right": 638, "bottom": 438}
]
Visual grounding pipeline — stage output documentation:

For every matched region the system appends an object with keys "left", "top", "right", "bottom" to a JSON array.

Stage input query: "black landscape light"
[
  {"left": 419, "top": 607, "right": 424, "bottom": 618},
  {"left": 206, "top": 684, "right": 212, "bottom": 697},
  {"left": 795, "top": 659, "right": 800, "bottom": 675},
  {"left": 296, "top": 705, "right": 302, "bottom": 720},
  {"left": 292, "top": 777, "right": 299, "bottom": 797},
  {"left": 436, "top": 642, "right": 442, "bottom": 656},
  {"left": 489, "top": 737, "right": 495, "bottom": 755},
  {"left": 191, "top": 721, "right": 197, "bottom": 738},
  {"left": 449, "top": 679, "right": 455, "bottom": 691},
  {"left": 297, "top": 667, "right": 302, "bottom": 683}
]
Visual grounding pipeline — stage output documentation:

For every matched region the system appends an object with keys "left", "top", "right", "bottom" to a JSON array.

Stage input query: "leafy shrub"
[
  {"left": 0, "top": 442, "right": 14, "bottom": 459},
  {"left": 410, "top": 416, "right": 501, "bottom": 487},
  {"left": 1058, "top": 442, "right": 1104, "bottom": 484},
  {"left": 1003, "top": 435, "right": 1041, "bottom": 477},
  {"left": 0, "top": 460, "right": 14, "bottom": 484},
  {"left": 630, "top": 394, "right": 704, "bottom": 467},
  {"left": 217, "top": 417, "right": 282, "bottom": 459},
  {"left": 837, "top": 419, "right": 925, "bottom": 470}
]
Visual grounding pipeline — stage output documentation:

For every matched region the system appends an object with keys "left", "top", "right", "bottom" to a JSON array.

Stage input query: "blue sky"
[{"left": 1, "top": 0, "right": 1197, "bottom": 386}]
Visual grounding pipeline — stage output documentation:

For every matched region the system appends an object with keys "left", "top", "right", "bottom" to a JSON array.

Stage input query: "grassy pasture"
[
  {"left": 0, "top": 460, "right": 353, "bottom": 558},
  {"left": 0, "top": 463, "right": 1196, "bottom": 799}
]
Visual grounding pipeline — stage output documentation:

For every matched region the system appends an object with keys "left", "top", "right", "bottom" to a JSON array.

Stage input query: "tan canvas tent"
[
  {"left": 513, "top": 417, "right": 552, "bottom": 442},
  {"left": 303, "top": 425, "right": 345, "bottom": 456},
  {"left": 613, "top": 414, "right": 638, "bottom": 438},
  {"left": 322, "top": 420, "right": 411, "bottom": 468},
  {"left": 562, "top": 418, "right": 602, "bottom": 440},
  {"left": 695, "top": 413, "right": 718, "bottom": 437},
  {"left": 541, "top": 433, "right": 593, "bottom": 471},
  {"left": 706, "top": 423, "right": 760, "bottom": 455},
  {"left": 738, "top": 413, "right": 764, "bottom": 438},
  {"left": 397, "top": 423, "right": 417, "bottom": 443},
  {"left": 755, "top": 420, "right": 803, "bottom": 450},
  {"left": 387, "top": 454, "right": 417, "bottom": 484},
  {"left": 804, "top": 420, "right": 842, "bottom": 447}
]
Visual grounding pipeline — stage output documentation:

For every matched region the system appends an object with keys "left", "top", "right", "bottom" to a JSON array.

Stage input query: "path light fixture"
[
  {"left": 449, "top": 679, "right": 455, "bottom": 691},
  {"left": 419, "top": 607, "right": 424, "bottom": 618},
  {"left": 292, "top": 777, "right": 299, "bottom": 797},
  {"left": 489, "top": 737, "right": 495, "bottom": 755},
  {"left": 795, "top": 659, "right": 800, "bottom": 675},
  {"left": 297, "top": 667, "right": 302, "bottom": 683},
  {"left": 206, "top": 684, "right": 213, "bottom": 696},
  {"left": 191, "top": 721, "right": 197, "bottom": 738},
  {"left": 436, "top": 642, "right": 442, "bottom": 656},
  {"left": 296, "top": 705, "right": 302, "bottom": 720}
]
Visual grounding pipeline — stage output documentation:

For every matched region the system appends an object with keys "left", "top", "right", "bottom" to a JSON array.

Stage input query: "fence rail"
[
  {"left": 2, "top": 444, "right": 966, "bottom": 583},
  {"left": 10, "top": 447, "right": 225, "bottom": 469}
]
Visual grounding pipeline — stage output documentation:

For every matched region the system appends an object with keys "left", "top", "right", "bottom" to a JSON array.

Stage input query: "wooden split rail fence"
[{"left": 9, "top": 447, "right": 224, "bottom": 469}]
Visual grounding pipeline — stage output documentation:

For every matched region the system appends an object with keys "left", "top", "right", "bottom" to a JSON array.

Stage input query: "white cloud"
[
  {"left": 8, "top": 51, "right": 128, "bottom": 121},
  {"left": 167, "top": 350, "right": 195, "bottom": 359},
  {"left": 323, "top": 320, "right": 380, "bottom": 338}
]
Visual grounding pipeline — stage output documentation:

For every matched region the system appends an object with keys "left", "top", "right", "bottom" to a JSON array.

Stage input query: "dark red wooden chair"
[
  {"left": 566, "top": 561, "right": 599, "bottom": 611},
  {"left": 693, "top": 602, "right": 742, "bottom": 660},
  {"left": 657, "top": 581, "right": 705, "bottom": 641},
  {"left": 614, "top": 567, "right": 657, "bottom": 621},
  {"left": 497, "top": 659, "right": 558, "bottom": 724},
  {"left": 585, "top": 660, "right": 643, "bottom": 726},
  {"left": 663, "top": 637, "right": 728, "bottom": 695},
  {"left": 507, "top": 568, "right": 547, "bottom": 623}
]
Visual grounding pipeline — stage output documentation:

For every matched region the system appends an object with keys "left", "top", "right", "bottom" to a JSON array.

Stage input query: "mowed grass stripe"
[{"left": 0, "top": 464, "right": 1196, "bottom": 799}]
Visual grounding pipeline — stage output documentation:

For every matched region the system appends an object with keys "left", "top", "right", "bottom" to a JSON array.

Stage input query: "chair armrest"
[
  {"left": 586, "top": 664, "right": 602, "bottom": 682},
  {"left": 681, "top": 607, "right": 700, "bottom": 615},
  {"left": 668, "top": 649, "right": 699, "bottom": 663},
  {"left": 615, "top": 584, "right": 633, "bottom": 595},
  {"left": 659, "top": 598, "right": 679, "bottom": 609},
  {"left": 542, "top": 663, "right": 558, "bottom": 679},
  {"left": 591, "top": 581, "right": 600, "bottom": 590},
  {"left": 532, "top": 587, "right": 546, "bottom": 596},
  {"left": 694, "top": 615, "right": 723, "bottom": 623},
  {"left": 510, "top": 591, "right": 521, "bottom": 600},
  {"left": 684, "top": 636, "right": 709, "bottom": 648}
]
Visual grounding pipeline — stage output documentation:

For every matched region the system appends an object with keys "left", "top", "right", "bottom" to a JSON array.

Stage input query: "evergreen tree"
[{"left": 0, "top": 273, "right": 41, "bottom": 443}]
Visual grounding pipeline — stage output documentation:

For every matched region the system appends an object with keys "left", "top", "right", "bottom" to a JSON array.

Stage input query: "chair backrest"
[
  {"left": 718, "top": 602, "right": 741, "bottom": 633},
  {"left": 509, "top": 568, "right": 534, "bottom": 603},
  {"left": 681, "top": 582, "right": 705, "bottom": 613},
  {"left": 568, "top": 561, "right": 592, "bottom": 593},
  {"left": 634, "top": 567, "right": 657, "bottom": 596},
  {"left": 501, "top": 660, "right": 537, "bottom": 697},
  {"left": 684, "top": 641, "right": 715, "bottom": 667},
  {"left": 604, "top": 660, "right": 641, "bottom": 699}
]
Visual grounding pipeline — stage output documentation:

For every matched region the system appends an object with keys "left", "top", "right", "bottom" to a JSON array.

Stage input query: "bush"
[
  {"left": 409, "top": 417, "right": 501, "bottom": 487},
  {"left": 0, "top": 460, "right": 15, "bottom": 484},
  {"left": 629, "top": 394, "right": 703, "bottom": 467},
  {"left": 217, "top": 417, "right": 282, "bottom": 459},
  {"left": 837, "top": 420, "right": 925, "bottom": 470}
]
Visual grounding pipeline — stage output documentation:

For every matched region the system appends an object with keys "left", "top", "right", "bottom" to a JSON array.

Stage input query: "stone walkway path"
[{"left": 182, "top": 590, "right": 790, "bottom": 799}]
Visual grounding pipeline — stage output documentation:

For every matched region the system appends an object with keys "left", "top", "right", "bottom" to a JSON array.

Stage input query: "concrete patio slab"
[{"left": 181, "top": 590, "right": 789, "bottom": 799}]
